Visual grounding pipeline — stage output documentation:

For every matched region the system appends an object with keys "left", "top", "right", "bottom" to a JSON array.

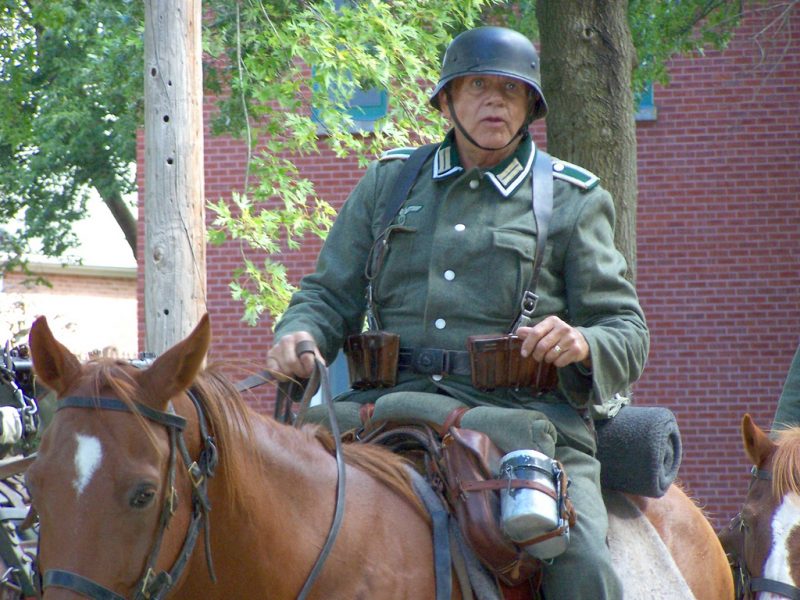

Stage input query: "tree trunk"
[
  {"left": 97, "top": 189, "right": 138, "bottom": 259},
  {"left": 143, "top": 0, "right": 207, "bottom": 354},
  {"left": 536, "top": 0, "right": 639, "bottom": 282}
]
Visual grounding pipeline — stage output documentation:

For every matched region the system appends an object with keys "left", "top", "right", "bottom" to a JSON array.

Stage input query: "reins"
[
  {"left": 42, "top": 391, "right": 218, "bottom": 600},
  {"left": 236, "top": 344, "right": 347, "bottom": 600},
  {"left": 732, "top": 465, "right": 800, "bottom": 600}
]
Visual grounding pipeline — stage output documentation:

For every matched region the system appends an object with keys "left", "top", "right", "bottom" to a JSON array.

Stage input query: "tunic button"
[
  {"left": 553, "top": 162, "right": 565, "bottom": 172},
  {"left": 444, "top": 270, "right": 455, "bottom": 281},
  {"left": 454, "top": 224, "right": 466, "bottom": 232},
  {"left": 432, "top": 374, "right": 443, "bottom": 382},
  {"left": 434, "top": 318, "right": 446, "bottom": 329},
  {"left": 469, "top": 179, "right": 479, "bottom": 189}
]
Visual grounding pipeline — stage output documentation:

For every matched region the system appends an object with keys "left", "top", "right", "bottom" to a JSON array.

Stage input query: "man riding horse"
[{"left": 266, "top": 26, "right": 649, "bottom": 600}]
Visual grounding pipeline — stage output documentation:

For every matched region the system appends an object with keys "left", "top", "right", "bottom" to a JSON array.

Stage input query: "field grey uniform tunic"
[{"left": 274, "top": 131, "right": 649, "bottom": 599}]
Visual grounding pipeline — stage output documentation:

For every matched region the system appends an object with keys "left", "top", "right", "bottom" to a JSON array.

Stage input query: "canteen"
[{"left": 498, "top": 449, "right": 569, "bottom": 559}]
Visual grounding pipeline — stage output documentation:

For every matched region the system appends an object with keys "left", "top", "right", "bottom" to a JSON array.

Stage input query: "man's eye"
[{"left": 472, "top": 79, "right": 484, "bottom": 88}]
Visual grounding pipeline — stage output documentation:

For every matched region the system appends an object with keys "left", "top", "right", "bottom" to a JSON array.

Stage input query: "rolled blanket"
[{"left": 595, "top": 406, "right": 682, "bottom": 498}]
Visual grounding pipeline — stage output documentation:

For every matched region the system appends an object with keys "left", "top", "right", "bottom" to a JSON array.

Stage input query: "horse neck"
[{"left": 180, "top": 409, "right": 339, "bottom": 597}]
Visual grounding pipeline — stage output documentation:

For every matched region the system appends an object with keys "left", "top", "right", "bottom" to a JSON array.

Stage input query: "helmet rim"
[{"left": 429, "top": 27, "right": 548, "bottom": 123}]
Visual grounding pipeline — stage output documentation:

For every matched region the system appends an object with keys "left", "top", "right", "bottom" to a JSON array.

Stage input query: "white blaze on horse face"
[
  {"left": 760, "top": 492, "right": 800, "bottom": 600},
  {"left": 73, "top": 434, "right": 103, "bottom": 496}
]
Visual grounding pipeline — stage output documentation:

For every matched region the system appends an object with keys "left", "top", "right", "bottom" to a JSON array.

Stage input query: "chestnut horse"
[
  {"left": 719, "top": 414, "right": 800, "bottom": 599},
  {"left": 26, "top": 314, "right": 732, "bottom": 599}
]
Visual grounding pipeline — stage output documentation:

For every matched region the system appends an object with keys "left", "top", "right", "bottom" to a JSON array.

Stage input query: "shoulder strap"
[
  {"left": 379, "top": 143, "right": 438, "bottom": 233},
  {"left": 364, "top": 143, "right": 438, "bottom": 330},
  {"left": 511, "top": 149, "right": 553, "bottom": 332}
]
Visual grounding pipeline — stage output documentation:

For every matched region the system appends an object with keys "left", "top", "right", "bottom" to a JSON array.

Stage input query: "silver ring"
[{"left": 554, "top": 345, "right": 562, "bottom": 354}]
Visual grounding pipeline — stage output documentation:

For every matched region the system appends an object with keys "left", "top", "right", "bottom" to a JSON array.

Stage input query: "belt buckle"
[{"left": 413, "top": 348, "right": 446, "bottom": 375}]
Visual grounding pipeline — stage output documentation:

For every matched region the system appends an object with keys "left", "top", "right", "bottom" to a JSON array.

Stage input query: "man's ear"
[{"left": 438, "top": 89, "right": 451, "bottom": 119}]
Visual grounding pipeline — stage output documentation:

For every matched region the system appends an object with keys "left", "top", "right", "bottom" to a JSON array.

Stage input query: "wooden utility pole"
[{"left": 143, "top": 0, "right": 207, "bottom": 353}]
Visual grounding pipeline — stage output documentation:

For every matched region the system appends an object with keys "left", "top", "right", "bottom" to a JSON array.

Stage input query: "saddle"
[{"left": 355, "top": 404, "right": 575, "bottom": 595}]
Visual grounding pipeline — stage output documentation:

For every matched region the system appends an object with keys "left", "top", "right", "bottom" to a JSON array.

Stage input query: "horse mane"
[
  {"left": 772, "top": 427, "right": 800, "bottom": 498},
  {"left": 313, "top": 426, "right": 428, "bottom": 520}
]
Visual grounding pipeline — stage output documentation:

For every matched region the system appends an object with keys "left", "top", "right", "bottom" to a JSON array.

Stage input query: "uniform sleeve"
[
  {"left": 557, "top": 186, "right": 650, "bottom": 411},
  {"left": 272, "top": 161, "right": 385, "bottom": 364}
]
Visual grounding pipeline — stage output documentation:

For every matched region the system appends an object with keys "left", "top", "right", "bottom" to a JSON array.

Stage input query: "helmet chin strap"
[{"left": 447, "top": 94, "right": 527, "bottom": 152}]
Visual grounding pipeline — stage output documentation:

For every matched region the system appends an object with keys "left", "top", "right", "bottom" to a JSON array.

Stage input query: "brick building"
[
  {"left": 136, "top": 4, "right": 799, "bottom": 528},
  {"left": 1, "top": 195, "right": 137, "bottom": 359}
]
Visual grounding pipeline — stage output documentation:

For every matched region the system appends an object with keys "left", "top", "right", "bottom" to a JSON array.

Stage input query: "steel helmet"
[{"left": 429, "top": 26, "right": 548, "bottom": 123}]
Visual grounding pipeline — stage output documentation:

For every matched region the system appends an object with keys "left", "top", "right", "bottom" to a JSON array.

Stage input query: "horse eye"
[{"left": 130, "top": 486, "right": 156, "bottom": 509}]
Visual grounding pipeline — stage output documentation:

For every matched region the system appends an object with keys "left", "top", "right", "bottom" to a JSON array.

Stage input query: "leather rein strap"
[
  {"left": 235, "top": 341, "right": 347, "bottom": 600},
  {"left": 44, "top": 392, "right": 218, "bottom": 600},
  {"left": 737, "top": 465, "right": 800, "bottom": 599}
]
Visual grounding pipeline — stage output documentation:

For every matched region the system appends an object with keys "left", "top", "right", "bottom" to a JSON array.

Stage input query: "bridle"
[
  {"left": 36, "top": 350, "right": 344, "bottom": 600},
  {"left": 39, "top": 391, "right": 218, "bottom": 600},
  {"left": 729, "top": 465, "right": 800, "bottom": 600}
]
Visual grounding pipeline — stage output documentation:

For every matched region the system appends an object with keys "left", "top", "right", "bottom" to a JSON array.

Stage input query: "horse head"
[
  {"left": 729, "top": 413, "right": 800, "bottom": 599},
  {"left": 26, "top": 314, "right": 212, "bottom": 600}
]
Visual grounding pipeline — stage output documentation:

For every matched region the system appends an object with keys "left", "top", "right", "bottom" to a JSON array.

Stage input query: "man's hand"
[
  {"left": 516, "top": 316, "right": 592, "bottom": 369},
  {"left": 266, "top": 332, "right": 324, "bottom": 380}
]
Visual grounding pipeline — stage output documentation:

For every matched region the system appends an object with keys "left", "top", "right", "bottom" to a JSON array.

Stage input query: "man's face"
[{"left": 439, "top": 75, "right": 530, "bottom": 151}]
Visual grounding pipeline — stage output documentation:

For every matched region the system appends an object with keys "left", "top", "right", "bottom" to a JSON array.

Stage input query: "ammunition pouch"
[
  {"left": 343, "top": 331, "right": 400, "bottom": 389},
  {"left": 467, "top": 334, "right": 558, "bottom": 393},
  {"left": 344, "top": 332, "right": 559, "bottom": 393}
]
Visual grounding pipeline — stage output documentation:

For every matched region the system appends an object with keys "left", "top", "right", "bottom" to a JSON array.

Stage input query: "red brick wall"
[
  {"left": 136, "top": 5, "right": 800, "bottom": 526},
  {"left": 634, "top": 5, "right": 800, "bottom": 526}
]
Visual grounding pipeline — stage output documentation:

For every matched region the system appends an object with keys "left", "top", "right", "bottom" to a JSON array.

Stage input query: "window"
[{"left": 635, "top": 83, "right": 657, "bottom": 121}]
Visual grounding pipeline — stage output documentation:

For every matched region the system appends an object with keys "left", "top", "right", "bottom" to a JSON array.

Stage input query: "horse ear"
[
  {"left": 137, "top": 314, "right": 211, "bottom": 408},
  {"left": 742, "top": 413, "right": 774, "bottom": 467},
  {"left": 29, "top": 316, "right": 83, "bottom": 397}
]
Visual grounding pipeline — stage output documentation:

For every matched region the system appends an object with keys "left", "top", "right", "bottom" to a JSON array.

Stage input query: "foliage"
[
  {"left": 494, "top": 0, "right": 743, "bottom": 96},
  {"left": 0, "top": 0, "right": 142, "bottom": 272},
  {"left": 205, "top": 0, "right": 498, "bottom": 325},
  {"left": 626, "top": 0, "right": 744, "bottom": 93}
]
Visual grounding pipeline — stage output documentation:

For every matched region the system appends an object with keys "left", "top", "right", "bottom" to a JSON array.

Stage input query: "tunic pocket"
[{"left": 466, "top": 229, "right": 536, "bottom": 325}]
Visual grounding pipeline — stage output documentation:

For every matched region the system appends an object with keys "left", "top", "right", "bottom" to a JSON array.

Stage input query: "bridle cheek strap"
[{"left": 40, "top": 394, "right": 217, "bottom": 600}]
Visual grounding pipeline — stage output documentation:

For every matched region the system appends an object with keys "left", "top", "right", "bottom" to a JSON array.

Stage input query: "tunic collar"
[{"left": 431, "top": 130, "right": 535, "bottom": 198}]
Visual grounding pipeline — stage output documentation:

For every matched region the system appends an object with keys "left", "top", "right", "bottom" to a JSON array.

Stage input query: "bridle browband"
[
  {"left": 40, "top": 392, "right": 218, "bottom": 600},
  {"left": 731, "top": 465, "right": 800, "bottom": 599}
]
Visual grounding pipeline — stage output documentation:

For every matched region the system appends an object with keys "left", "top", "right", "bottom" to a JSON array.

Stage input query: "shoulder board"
[
  {"left": 551, "top": 158, "right": 600, "bottom": 191},
  {"left": 379, "top": 147, "right": 416, "bottom": 162}
]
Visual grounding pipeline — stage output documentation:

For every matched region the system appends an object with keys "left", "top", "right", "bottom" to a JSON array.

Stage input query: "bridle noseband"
[
  {"left": 40, "top": 392, "right": 218, "bottom": 600},
  {"left": 732, "top": 465, "right": 800, "bottom": 600}
]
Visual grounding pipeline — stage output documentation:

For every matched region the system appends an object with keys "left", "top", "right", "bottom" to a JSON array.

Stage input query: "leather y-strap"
[
  {"left": 511, "top": 148, "right": 553, "bottom": 332},
  {"left": 365, "top": 143, "right": 438, "bottom": 330}
]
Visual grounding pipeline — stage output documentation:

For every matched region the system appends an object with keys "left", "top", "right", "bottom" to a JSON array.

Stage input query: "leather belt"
[{"left": 397, "top": 347, "right": 471, "bottom": 377}]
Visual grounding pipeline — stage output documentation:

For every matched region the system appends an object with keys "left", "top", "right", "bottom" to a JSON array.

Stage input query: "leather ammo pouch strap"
[
  {"left": 344, "top": 144, "right": 439, "bottom": 389},
  {"left": 441, "top": 426, "right": 540, "bottom": 587},
  {"left": 511, "top": 148, "right": 553, "bottom": 332},
  {"left": 467, "top": 149, "right": 556, "bottom": 391},
  {"left": 368, "top": 142, "right": 439, "bottom": 323}
]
